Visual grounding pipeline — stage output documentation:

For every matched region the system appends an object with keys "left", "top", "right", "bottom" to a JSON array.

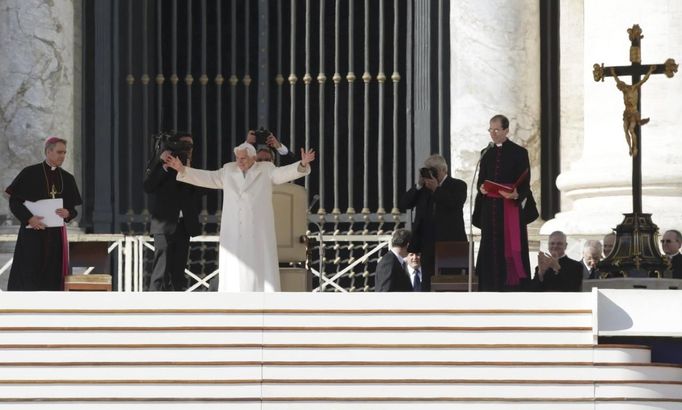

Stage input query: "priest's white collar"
[{"left": 44, "top": 160, "right": 58, "bottom": 171}]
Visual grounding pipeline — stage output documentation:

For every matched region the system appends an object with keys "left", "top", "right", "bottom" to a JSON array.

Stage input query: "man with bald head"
[
  {"left": 166, "top": 142, "right": 315, "bottom": 292},
  {"left": 531, "top": 231, "right": 583, "bottom": 292}
]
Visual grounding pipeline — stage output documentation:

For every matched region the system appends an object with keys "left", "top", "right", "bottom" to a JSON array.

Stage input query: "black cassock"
[
  {"left": 5, "top": 162, "right": 82, "bottom": 291},
  {"left": 473, "top": 139, "right": 531, "bottom": 291}
]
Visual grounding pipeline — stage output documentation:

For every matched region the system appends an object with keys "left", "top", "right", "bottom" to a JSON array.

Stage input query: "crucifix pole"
[
  {"left": 632, "top": 56, "right": 642, "bottom": 214},
  {"left": 591, "top": 24, "right": 678, "bottom": 277}
]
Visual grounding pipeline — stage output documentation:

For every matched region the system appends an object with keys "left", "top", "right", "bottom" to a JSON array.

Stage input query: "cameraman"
[
  {"left": 245, "top": 130, "right": 296, "bottom": 165},
  {"left": 143, "top": 131, "right": 203, "bottom": 291},
  {"left": 399, "top": 154, "right": 467, "bottom": 290}
]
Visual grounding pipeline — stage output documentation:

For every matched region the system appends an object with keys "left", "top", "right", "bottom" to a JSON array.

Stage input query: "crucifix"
[
  {"left": 49, "top": 184, "right": 58, "bottom": 199},
  {"left": 592, "top": 24, "right": 678, "bottom": 215},
  {"left": 592, "top": 24, "right": 678, "bottom": 277}
]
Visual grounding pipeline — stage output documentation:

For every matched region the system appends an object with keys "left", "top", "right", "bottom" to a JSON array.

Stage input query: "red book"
[{"left": 483, "top": 168, "right": 529, "bottom": 194}]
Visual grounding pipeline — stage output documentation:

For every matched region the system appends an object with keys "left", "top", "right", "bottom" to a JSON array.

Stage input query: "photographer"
[
  {"left": 143, "top": 131, "right": 203, "bottom": 291},
  {"left": 399, "top": 154, "right": 467, "bottom": 290},
  {"left": 246, "top": 129, "right": 296, "bottom": 165}
]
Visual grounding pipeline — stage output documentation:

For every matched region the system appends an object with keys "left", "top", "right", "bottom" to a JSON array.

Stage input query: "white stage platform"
[{"left": 0, "top": 290, "right": 681, "bottom": 409}]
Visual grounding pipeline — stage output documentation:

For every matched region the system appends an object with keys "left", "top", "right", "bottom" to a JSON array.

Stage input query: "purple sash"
[{"left": 487, "top": 187, "right": 527, "bottom": 286}]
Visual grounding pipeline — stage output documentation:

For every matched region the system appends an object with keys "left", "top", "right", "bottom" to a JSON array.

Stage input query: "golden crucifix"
[
  {"left": 49, "top": 184, "right": 58, "bottom": 199},
  {"left": 593, "top": 24, "right": 678, "bottom": 157}
]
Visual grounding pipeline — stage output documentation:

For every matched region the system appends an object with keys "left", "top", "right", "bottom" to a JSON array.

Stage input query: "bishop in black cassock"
[{"left": 5, "top": 138, "right": 82, "bottom": 291}]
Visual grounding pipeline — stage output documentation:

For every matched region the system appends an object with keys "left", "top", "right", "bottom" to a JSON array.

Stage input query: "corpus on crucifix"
[{"left": 610, "top": 64, "right": 655, "bottom": 157}]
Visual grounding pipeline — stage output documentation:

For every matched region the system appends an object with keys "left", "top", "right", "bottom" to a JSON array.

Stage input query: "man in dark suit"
[
  {"left": 143, "top": 131, "right": 203, "bottom": 291},
  {"left": 531, "top": 231, "right": 583, "bottom": 292},
  {"left": 375, "top": 229, "right": 414, "bottom": 292},
  {"left": 400, "top": 154, "right": 467, "bottom": 291},
  {"left": 661, "top": 229, "right": 682, "bottom": 279}
]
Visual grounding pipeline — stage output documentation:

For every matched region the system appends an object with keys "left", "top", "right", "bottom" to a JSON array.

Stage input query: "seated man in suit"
[
  {"left": 405, "top": 250, "right": 425, "bottom": 292},
  {"left": 661, "top": 229, "right": 682, "bottom": 279},
  {"left": 531, "top": 231, "right": 583, "bottom": 292},
  {"left": 581, "top": 240, "right": 603, "bottom": 280},
  {"left": 375, "top": 229, "right": 413, "bottom": 292}
]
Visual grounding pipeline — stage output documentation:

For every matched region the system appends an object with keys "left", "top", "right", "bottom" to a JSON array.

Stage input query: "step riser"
[
  {"left": 0, "top": 401, "right": 680, "bottom": 410},
  {"left": 0, "top": 383, "right": 679, "bottom": 399},
  {"left": 0, "top": 365, "right": 679, "bottom": 381},
  {"left": 0, "top": 331, "right": 595, "bottom": 345},
  {"left": 0, "top": 348, "right": 651, "bottom": 363},
  {"left": 0, "top": 314, "right": 593, "bottom": 327}
]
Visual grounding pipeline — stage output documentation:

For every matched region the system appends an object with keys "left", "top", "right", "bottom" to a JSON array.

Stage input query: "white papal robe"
[{"left": 176, "top": 160, "right": 310, "bottom": 292}]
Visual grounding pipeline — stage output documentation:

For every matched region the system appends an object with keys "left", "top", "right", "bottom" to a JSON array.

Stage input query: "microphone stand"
[{"left": 468, "top": 144, "right": 491, "bottom": 292}]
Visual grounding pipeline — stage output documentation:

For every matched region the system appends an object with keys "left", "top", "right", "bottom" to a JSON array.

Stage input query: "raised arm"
[{"left": 175, "top": 166, "right": 225, "bottom": 190}]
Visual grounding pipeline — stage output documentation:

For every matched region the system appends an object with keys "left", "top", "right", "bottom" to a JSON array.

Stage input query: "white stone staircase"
[{"left": 0, "top": 292, "right": 681, "bottom": 409}]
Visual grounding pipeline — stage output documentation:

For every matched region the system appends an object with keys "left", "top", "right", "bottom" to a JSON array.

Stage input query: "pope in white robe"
[{"left": 165, "top": 142, "right": 315, "bottom": 292}]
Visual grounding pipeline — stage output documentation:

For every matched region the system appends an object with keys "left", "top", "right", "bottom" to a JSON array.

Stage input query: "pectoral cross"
[{"left": 49, "top": 184, "right": 57, "bottom": 199}]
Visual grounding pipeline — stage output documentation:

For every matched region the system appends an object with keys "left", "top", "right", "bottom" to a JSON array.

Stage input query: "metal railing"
[{"left": 0, "top": 232, "right": 392, "bottom": 292}]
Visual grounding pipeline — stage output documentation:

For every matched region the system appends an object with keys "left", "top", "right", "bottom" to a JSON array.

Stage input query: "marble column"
[
  {"left": 0, "top": 0, "right": 80, "bottom": 290},
  {"left": 541, "top": 0, "right": 682, "bottom": 237},
  {"left": 0, "top": 0, "right": 80, "bottom": 224},
  {"left": 449, "top": 0, "right": 542, "bottom": 230}
]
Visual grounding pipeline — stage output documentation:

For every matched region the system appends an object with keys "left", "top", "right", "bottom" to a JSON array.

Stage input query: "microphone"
[
  {"left": 480, "top": 142, "right": 494, "bottom": 157},
  {"left": 467, "top": 141, "right": 493, "bottom": 292},
  {"left": 307, "top": 194, "right": 320, "bottom": 212}
]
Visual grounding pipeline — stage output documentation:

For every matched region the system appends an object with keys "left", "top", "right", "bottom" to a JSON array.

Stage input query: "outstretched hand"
[{"left": 300, "top": 148, "right": 316, "bottom": 167}]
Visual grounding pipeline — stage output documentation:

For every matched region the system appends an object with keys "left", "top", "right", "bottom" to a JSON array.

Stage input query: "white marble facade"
[
  {"left": 0, "top": 0, "right": 80, "bottom": 223},
  {"left": 449, "top": 0, "right": 541, "bottom": 229}
]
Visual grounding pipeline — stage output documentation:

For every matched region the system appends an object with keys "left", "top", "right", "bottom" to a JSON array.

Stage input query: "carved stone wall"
[
  {"left": 449, "top": 0, "right": 542, "bottom": 227},
  {"left": 0, "top": 0, "right": 81, "bottom": 224}
]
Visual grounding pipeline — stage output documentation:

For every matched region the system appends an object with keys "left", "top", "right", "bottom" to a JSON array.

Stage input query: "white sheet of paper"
[{"left": 24, "top": 198, "right": 64, "bottom": 228}]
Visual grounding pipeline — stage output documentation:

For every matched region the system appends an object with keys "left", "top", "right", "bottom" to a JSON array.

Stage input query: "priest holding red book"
[{"left": 473, "top": 114, "right": 534, "bottom": 291}]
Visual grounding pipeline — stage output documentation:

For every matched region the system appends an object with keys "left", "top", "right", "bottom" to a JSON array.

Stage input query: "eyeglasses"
[
  {"left": 488, "top": 128, "right": 503, "bottom": 133},
  {"left": 661, "top": 239, "right": 674, "bottom": 244}
]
